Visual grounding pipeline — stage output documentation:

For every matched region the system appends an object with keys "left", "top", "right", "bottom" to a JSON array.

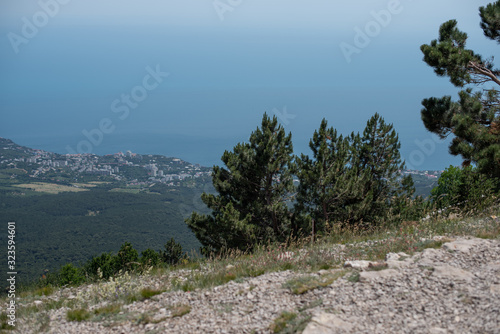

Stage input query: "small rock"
[
  {"left": 490, "top": 284, "right": 500, "bottom": 295},
  {"left": 417, "top": 248, "right": 443, "bottom": 267},
  {"left": 360, "top": 269, "right": 399, "bottom": 283},
  {"left": 344, "top": 260, "right": 372, "bottom": 270},
  {"left": 385, "top": 252, "right": 400, "bottom": 261},
  {"left": 303, "top": 313, "right": 353, "bottom": 334},
  {"left": 443, "top": 238, "right": 485, "bottom": 253},
  {"left": 387, "top": 259, "right": 412, "bottom": 269},
  {"left": 432, "top": 236, "right": 450, "bottom": 242},
  {"left": 433, "top": 265, "right": 474, "bottom": 282},
  {"left": 368, "top": 262, "right": 388, "bottom": 270}
]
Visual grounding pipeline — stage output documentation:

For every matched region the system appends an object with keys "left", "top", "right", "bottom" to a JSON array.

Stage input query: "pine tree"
[
  {"left": 420, "top": 2, "right": 500, "bottom": 178},
  {"left": 295, "top": 114, "right": 407, "bottom": 230},
  {"left": 390, "top": 174, "right": 426, "bottom": 222},
  {"left": 351, "top": 113, "right": 405, "bottom": 223},
  {"left": 480, "top": 1, "right": 500, "bottom": 43},
  {"left": 114, "top": 242, "right": 139, "bottom": 272},
  {"left": 295, "top": 119, "right": 363, "bottom": 236},
  {"left": 161, "top": 238, "right": 184, "bottom": 265},
  {"left": 185, "top": 113, "right": 295, "bottom": 253}
]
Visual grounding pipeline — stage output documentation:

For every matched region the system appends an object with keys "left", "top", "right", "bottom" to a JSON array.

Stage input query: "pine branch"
[{"left": 468, "top": 61, "right": 500, "bottom": 86}]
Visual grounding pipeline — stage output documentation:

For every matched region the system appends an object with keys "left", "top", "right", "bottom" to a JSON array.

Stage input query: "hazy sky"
[{"left": 0, "top": 0, "right": 497, "bottom": 168}]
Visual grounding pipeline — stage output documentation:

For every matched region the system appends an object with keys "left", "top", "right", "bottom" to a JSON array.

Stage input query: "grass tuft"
[
  {"left": 140, "top": 287, "right": 163, "bottom": 300},
  {"left": 34, "top": 286, "right": 54, "bottom": 297},
  {"left": 0, "top": 312, "right": 15, "bottom": 330},
  {"left": 93, "top": 303, "right": 121, "bottom": 316},
  {"left": 347, "top": 271, "right": 360, "bottom": 283},
  {"left": 66, "top": 308, "right": 91, "bottom": 322},
  {"left": 270, "top": 311, "right": 297, "bottom": 333},
  {"left": 170, "top": 304, "right": 191, "bottom": 318},
  {"left": 283, "top": 271, "right": 346, "bottom": 295}
]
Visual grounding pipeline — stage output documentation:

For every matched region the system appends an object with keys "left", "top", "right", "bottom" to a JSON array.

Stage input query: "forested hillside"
[{"left": 0, "top": 177, "right": 210, "bottom": 284}]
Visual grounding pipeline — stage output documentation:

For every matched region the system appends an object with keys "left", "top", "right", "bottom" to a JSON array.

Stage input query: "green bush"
[
  {"left": 141, "top": 248, "right": 160, "bottom": 267},
  {"left": 113, "top": 242, "right": 139, "bottom": 272},
  {"left": 83, "top": 252, "right": 115, "bottom": 279},
  {"left": 431, "top": 165, "right": 497, "bottom": 210},
  {"left": 59, "top": 263, "right": 84, "bottom": 286},
  {"left": 389, "top": 175, "right": 429, "bottom": 225},
  {"left": 81, "top": 242, "right": 140, "bottom": 280},
  {"left": 161, "top": 238, "right": 184, "bottom": 265}
]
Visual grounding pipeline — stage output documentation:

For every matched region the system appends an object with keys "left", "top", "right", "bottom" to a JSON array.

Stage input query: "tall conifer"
[
  {"left": 295, "top": 119, "right": 363, "bottom": 234},
  {"left": 351, "top": 113, "right": 405, "bottom": 223},
  {"left": 185, "top": 113, "right": 294, "bottom": 253}
]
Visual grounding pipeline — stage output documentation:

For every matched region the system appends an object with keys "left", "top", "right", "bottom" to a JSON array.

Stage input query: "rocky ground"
[{"left": 12, "top": 236, "right": 500, "bottom": 333}]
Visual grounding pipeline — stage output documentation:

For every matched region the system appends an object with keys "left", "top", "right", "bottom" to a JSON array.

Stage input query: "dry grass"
[
  {"left": 170, "top": 304, "right": 191, "bottom": 318},
  {"left": 283, "top": 270, "right": 347, "bottom": 295}
]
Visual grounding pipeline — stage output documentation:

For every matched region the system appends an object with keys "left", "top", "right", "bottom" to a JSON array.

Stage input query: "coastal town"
[
  {"left": 1, "top": 137, "right": 442, "bottom": 193},
  {"left": 0, "top": 138, "right": 212, "bottom": 187}
]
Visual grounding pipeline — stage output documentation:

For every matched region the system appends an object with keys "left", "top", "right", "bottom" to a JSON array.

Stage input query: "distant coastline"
[{"left": 4, "top": 133, "right": 463, "bottom": 171}]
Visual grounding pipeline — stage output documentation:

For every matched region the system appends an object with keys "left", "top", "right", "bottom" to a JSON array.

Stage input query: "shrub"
[
  {"left": 161, "top": 238, "right": 184, "bottom": 265},
  {"left": 83, "top": 252, "right": 115, "bottom": 279},
  {"left": 431, "top": 165, "right": 497, "bottom": 211},
  {"left": 114, "top": 242, "right": 139, "bottom": 272},
  {"left": 141, "top": 248, "right": 160, "bottom": 267},
  {"left": 59, "top": 263, "right": 84, "bottom": 286}
]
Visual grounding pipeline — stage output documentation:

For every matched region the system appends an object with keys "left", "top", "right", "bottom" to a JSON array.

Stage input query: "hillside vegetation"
[{"left": 3, "top": 204, "right": 499, "bottom": 333}]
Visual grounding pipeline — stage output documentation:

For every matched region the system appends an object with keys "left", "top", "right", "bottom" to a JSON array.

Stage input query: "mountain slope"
[{"left": 7, "top": 213, "right": 500, "bottom": 333}]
